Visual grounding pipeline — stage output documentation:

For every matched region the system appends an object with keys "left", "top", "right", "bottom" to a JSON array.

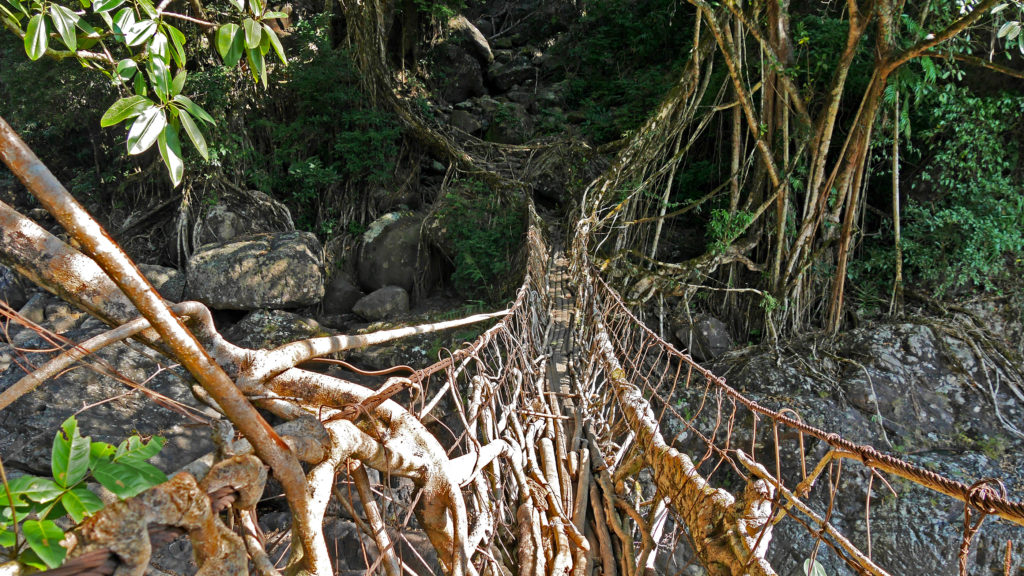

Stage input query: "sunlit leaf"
[
  {"left": 126, "top": 106, "right": 166, "bottom": 154},
  {"left": 24, "top": 13, "right": 47, "bottom": 60},
  {"left": 116, "top": 58, "right": 137, "bottom": 81},
  {"left": 49, "top": 4, "right": 79, "bottom": 50},
  {"left": 247, "top": 46, "right": 266, "bottom": 87},
  {"left": 148, "top": 54, "right": 171, "bottom": 101},
  {"left": 52, "top": 416, "right": 90, "bottom": 488},
  {"left": 243, "top": 17, "right": 261, "bottom": 49},
  {"left": 158, "top": 125, "right": 184, "bottom": 186},
  {"left": 178, "top": 109, "right": 208, "bottom": 160},
  {"left": 261, "top": 23, "right": 285, "bottom": 64},
  {"left": 21, "top": 520, "right": 66, "bottom": 568},
  {"left": 170, "top": 69, "right": 186, "bottom": 96},
  {"left": 164, "top": 23, "right": 186, "bottom": 66},
  {"left": 92, "top": 0, "right": 124, "bottom": 13},
  {"left": 125, "top": 18, "right": 157, "bottom": 46},
  {"left": 172, "top": 95, "right": 215, "bottom": 124},
  {"left": 100, "top": 94, "right": 151, "bottom": 126},
  {"left": 149, "top": 30, "right": 168, "bottom": 61},
  {"left": 216, "top": 23, "right": 244, "bottom": 67}
]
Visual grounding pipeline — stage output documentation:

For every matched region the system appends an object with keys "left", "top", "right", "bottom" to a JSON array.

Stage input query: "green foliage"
[
  {"left": 791, "top": 16, "right": 872, "bottom": 106},
  {"left": 562, "top": 0, "right": 693, "bottom": 143},
  {"left": 435, "top": 180, "right": 526, "bottom": 300},
  {"left": 706, "top": 209, "right": 753, "bottom": 254},
  {"left": 221, "top": 18, "right": 401, "bottom": 237},
  {"left": 1, "top": 416, "right": 166, "bottom": 569}
]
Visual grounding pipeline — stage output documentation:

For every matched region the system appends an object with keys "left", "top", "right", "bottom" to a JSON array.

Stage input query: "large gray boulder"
[
  {"left": 322, "top": 271, "right": 365, "bottom": 315},
  {"left": 185, "top": 231, "right": 324, "bottom": 310},
  {"left": 352, "top": 286, "right": 409, "bottom": 321},
  {"left": 195, "top": 188, "right": 294, "bottom": 246},
  {"left": 431, "top": 42, "right": 486, "bottom": 104},
  {"left": 448, "top": 15, "right": 493, "bottom": 65},
  {"left": 358, "top": 212, "right": 434, "bottom": 294},
  {"left": 673, "top": 313, "right": 734, "bottom": 362},
  {"left": 224, "top": 309, "right": 328, "bottom": 349},
  {"left": 139, "top": 263, "right": 185, "bottom": 302}
]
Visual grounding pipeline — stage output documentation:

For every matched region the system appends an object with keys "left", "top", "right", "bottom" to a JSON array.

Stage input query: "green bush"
[{"left": 435, "top": 180, "right": 525, "bottom": 300}]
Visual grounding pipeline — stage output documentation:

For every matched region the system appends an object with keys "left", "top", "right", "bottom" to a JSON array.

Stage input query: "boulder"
[
  {"left": 185, "top": 231, "right": 324, "bottom": 310},
  {"left": 485, "top": 101, "right": 534, "bottom": 144},
  {"left": 352, "top": 286, "right": 409, "bottom": 321},
  {"left": 431, "top": 42, "right": 486, "bottom": 104},
  {"left": 358, "top": 212, "right": 435, "bottom": 294},
  {"left": 322, "top": 271, "right": 365, "bottom": 316},
  {"left": 139, "top": 263, "right": 185, "bottom": 302},
  {"left": 673, "top": 313, "right": 733, "bottom": 362},
  {"left": 487, "top": 59, "right": 536, "bottom": 93},
  {"left": 448, "top": 15, "right": 493, "bottom": 65},
  {"left": 0, "top": 264, "right": 30, "bottom": 310},
  {"left": 223, "top": 309, "right": 328, "bottom": 350},
  {"left": 195, "top": 188, "right": 294, "bottom": 246},
  {"left": 449, "top": 109, "right": 483, "bottom": 134}
]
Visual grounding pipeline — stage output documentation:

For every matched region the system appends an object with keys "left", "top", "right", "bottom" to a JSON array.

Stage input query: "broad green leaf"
[
  {"left": 258, "top": 24, "right": 270, "bottom": 54},
  {"left": 262, "top": 10, "right": 287, "bottom": 18},
  {"left": 0, "top": 2, "right": 19, "bottom": 20},
  {"left": 4, "top": 476, "right": 61, "bottom": 503},
  {"left": 992, "top": 2, "right": 1009, "bottom": 13},
  {"left": 242, "top": 17, "right": 260, "bottom": 49},
  {"left": 79, "top": 0, "right": 90, "bottom": 9},
  {"left": 803, "top": 559, "right": 828, "bottom": 576},
  {"left": 22, "top": 520, "right": 66, "bottom": 568},
  {"left": 113, "top": 435, "right": 165, "bottom": 464},
  {"left": 49, "top": 4, "right": 79, "bottom": 51},
  {"left": 149, "top": 30, "right": 168, "bottom": 61},
  {"left": 247, "top": 46, "right": 266, "bottom": 87},
  {"left": 17, "top": 548, "right": 51, "bottom": 571},
  {"left": 89, "top": 441, "right": 116, "bottom": 468},
  {"left": 158, "top": 125, "right": 184, "bottom": 186},
  {"left": 24, "top": 13, "right": 47, "bottom": 60},
  {"left": 51, "top": 417, "right": 90, "bottom": 489},
  {"left": 125, "top": 18, "right": 157, "bottom": 46},
  {"left": 112, "top": 7, "right": 135, "bottom": 41},
  {"left": 262, "top": 23, "right": 285, "bottom": 64},
  {"left": 171, "top": 69, "right": 186, "bottom": 96},
  {"left": 178, "top": 110, "right": 208, "bottom": 160},
  {"left": 227, "top": 0, "right": 242, "bottom": 10},
  {"left": 133, "top": 71, "right": 147, "bottom": 96},
  {"left": 0, "top": 527, "right": 15, "bottom": 547},
  {"left": 100, "top": 94, "right": 151, "bottom": 126},
  {"left": 92, "top": 0, "right": 123, "bottom": 13},
  {"left": 172, "top": 95, "right": 215, "bottom": 124},
  {"left": 216, "top": 23, "right": 244, "bottom": 67},
  {"left": 164, "top": 23, "right": 186, "bottom": 66},
  {"left": 116, "top": 58, "right": 137, "bottom": 81},
  {"left": 10, "top": 0, "right": 29, "bottom": 17},
  {"left": 136, "top": 0, "right": 155, "bottom": 18},
  {"left": 60, "top": 487, "right": 103, "bottom": 523},
  {"left": 148, "top": 54, "right": 171, "bottom": 102},
  {"left": 74, "top": 16, "right": 99, "bottom": 37},
  {"left": 126, "top": 106, "right": 166, "bottom": 154},
  {"left": 91, "top": 459, "right": 166, "bottom": 498},
  {"left": 249, "top": 0, "right": 263, "bottom": 16}
]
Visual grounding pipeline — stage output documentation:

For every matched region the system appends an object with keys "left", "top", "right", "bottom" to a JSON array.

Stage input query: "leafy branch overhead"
[{"left": 0, "top": 0, "right": 286, "bottom": 186}]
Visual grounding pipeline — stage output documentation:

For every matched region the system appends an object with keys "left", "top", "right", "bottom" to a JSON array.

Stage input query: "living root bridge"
[{"left": 2, "top": 111, "right": 1024, "bottom": 576}]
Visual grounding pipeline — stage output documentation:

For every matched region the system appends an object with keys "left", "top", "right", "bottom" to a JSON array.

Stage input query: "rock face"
[
  {"left": 0, "top": 326, "right": 215, "bottom": 475},
  {"left": 448, "top": 15, "right": 493, "bottom": 65},
  {"left": 322, "top": 271, "right": 365, "bottom": 316},
  {"left": 194, "top": 188, "right": 294, "bottom": 246},
  {"left": 358, "top": 212, "right": 434, "bottom": 295},
  {"left": 431, "top": 42, "right": 486, "bottom": 104},
  {"left": 673, "top": 313, "right": 734, "bottom": 362},
  {"left": 0, "top": 264, "right": 29, "bottom": 310},
  {"left": 223, "top": 309, "right": 328, "bottom": 349},
  {"left": 653, "top": 322, "right": 1024, "bottom": 576},
  {"left": 139, "top": 263, "right": 185, "bottom": 302},
  {"left": 352, "top": 286, "right": 409, "bottom": 321},
  {"left": 185, "top": 231, "right": 324, "bottom": 310}
]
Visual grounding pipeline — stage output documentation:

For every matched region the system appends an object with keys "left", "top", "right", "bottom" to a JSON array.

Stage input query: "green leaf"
[
  {"left": 49, "top": 4, "right": 79, "bottom": 51},
  {"left": 133, "top": 71, "right": 147, "bottom": 96},
  {"left": 171, "top": 95, "right": 215, "bottom": 125},
  {"left": 5, "top": 476, "right": 62, "bottom": 504},
  {"left": 116, "top": 58, "right": 137, "bottom": 81},
  {"left": 92, "top": 0, "right": 123, "bottom": 12},
  {"left": 125, "top": 18, "right": 157, "bottom": 46},
  {"left": 113, "top": 435, "right": 165, "bottom": 464},
  {"left": 248, "top": 0, "right": 262, "bottom": 16},
  {"left": 803, "top": 559, "right": 828, "bottom": 576},
  {"left": 136, "top": 0, "right": 155, "bottom": 18},
  {"left": 111, "top": 6, "right": 135, "bottom": 41},
  {"left": 216, "top": 23, "right": 244, "bottom": 67},
  {"left": 170, "top": 69, "right": 186, "bottom": 96},
  {"left": 262, "top": 23, "right": 285, "bottom": 64},
  {"left": 247, "top": 46, "right": 266, "bottom": 87},
  {"left": 178, "top": 110, "right": 208, "bottom": 160},
  {"left": 149, "top": 30, "right": 168, "bottom": 61},
  {"left": 0, "top": 527, "right": 15, "bottom": 547},
  {"left": 52, "top": 417, "right": 91, "bottom": 489},
  {"left": 22, "top": 520, "right": 66, "bottom": 568},
  {"left": 992, "top": 2, "right": 1009, "bottom": 12},
  {"left": 227, "top": 0, "right": 242, "bottom": 10},
  {"left": 242, "top": 17, "right": 261, "bottom": 49},
  {"left": 126, "top": 106, "right": 166, "bottom": 154},
  {"left": 158, "top": 125, "right": 184, "bottom": 186},
  {"left": 164, "top": 23, "right": 186, "bottom": 66},
  {"left": 100, "top": 94, "right": 151, "bottom": 126},
  {"left": 91, "top": 460, "right": 166, "bottom": 499},
  {"left": 148, "top": 54, "right": 171, "bottom": 102},
  {"left": 60, "top": 487, "right": 103, "bottom": 523},
  {"left": 74, "top": 16, "right": 99, "bottom": 37},
  {"left": 24, "top": 13, "right": 47, "bottom": 61},
  {"left": 262, "top": 10, "right": 287, "bottom": 18},
  {"left": 79, "top": 0, "right": 90, "bottom": 9}
]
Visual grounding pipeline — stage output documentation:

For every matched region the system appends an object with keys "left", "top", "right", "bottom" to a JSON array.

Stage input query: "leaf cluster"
[{"left": 1, "top": 416, "right": 166, "bottom": 570}]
